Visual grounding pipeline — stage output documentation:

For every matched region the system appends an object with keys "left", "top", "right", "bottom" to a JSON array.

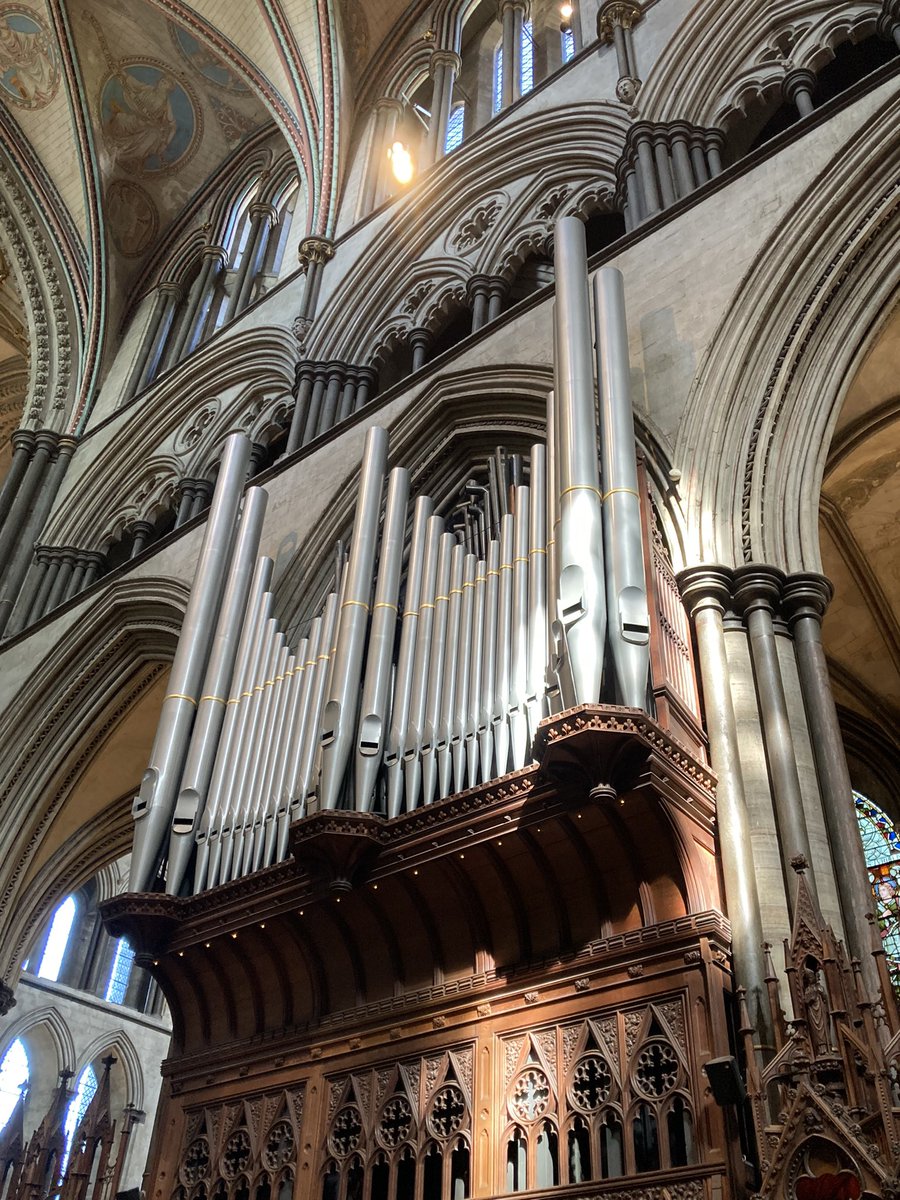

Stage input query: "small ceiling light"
[
  {"left": 560, "top": 2, "right": 574, "bottom": 19},
  {"left": 388, "top": 141, "right": 414, "bottom": 186}
]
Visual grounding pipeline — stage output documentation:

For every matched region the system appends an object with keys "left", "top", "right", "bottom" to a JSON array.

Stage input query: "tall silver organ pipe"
[
  {"left": 166, "top": 487, "right": 269, "bottom": 895},
  {"left": 355, "top": 467, "right": 410, "bottom": 812},
  {"left": 593, "top": 267, "right": 651, "bottom": 708},
  {"left": 128, "top": 227, "right": 661, "bottom": 897},
  {"left": 320, "top": 426, "right": 389, "bottom": 810},
  {"left": 130, "top": 432, "right": 251, "bottom": 892},
  {"left": 553, "top": 217, "right": 607, "bottom": 707}
]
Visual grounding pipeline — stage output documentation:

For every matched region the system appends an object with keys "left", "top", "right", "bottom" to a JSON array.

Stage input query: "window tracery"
[
  {"left": 322, "top": 1051, "right": 472, "bottom": 1200},
  {"left": 854, "top": 790, "right": 900, "bottom": 991}
]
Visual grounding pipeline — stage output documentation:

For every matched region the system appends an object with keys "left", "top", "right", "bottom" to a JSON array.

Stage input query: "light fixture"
[
  {"left": 560, "top": 2, "right": 574, "bottom": 19},
  {"left": 388, "top": 141, "right": 414, "bottom": 186}
]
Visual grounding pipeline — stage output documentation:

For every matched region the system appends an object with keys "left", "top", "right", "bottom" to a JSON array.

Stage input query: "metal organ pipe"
[
  {"left": 527, "top": 448, "right": 548, "bottom": 743},
  {"left": 130, "top": 432, "right": 251, "bottom": 893},
  {"left": 553, "top": 217, "right": 607, "bottom": 706},
  {"left": 493, "top": 515, "right": 514, "bottom": 777},
  {"left": 355, "top": 467, "right": 410, "bottom": 812},
  {"left": 402, "top": 514, "right": 443, "bottom": 810},
  {"left": 452, "top": 553, "right": 477, "bottom": 794},
  {"left": 320, "top": 426, "right": 389, "bottom": 810},
  {"left": 437, "top": 543, "right": 465, "bottom": 800},
  {"left": 509, "top": 487, "right": 530, "bottom": 770},
  {"left": 593, "top": 267, "right": 651, "bottom": 708},
  {"left": 166, "top": 488, "right": 269, "bottom": 895},
  {"left": 421, "top": 532, "right": 455, "bottom": 806}
]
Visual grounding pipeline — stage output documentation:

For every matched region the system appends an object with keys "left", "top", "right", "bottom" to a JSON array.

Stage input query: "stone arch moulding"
[
  {"left": 674, "top": 88, "right": 900, "bottom": 571},
  {"left": 75, "top": 1030, "right": 144, "bottom": 1110},
  {"left": 308, "top": 102, "right": 631, "bottom": 364},
  {"left": 41, "top": 326, "right": 297, "bottom": 550},
  {"left": 0, "top": 577, "right": 188, "bottom": 982},
  {"left": 0, "top": 1006, "right": 77, "bottom": 1077},
  {"left": 636, "top": 0, "right": 879, "bottom": 127}
]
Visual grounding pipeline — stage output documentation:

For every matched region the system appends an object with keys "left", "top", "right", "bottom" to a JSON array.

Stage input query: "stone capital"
[
  {"left": 597, "top": 0, "right": 642, "bottom": 41},
  {"left": 55, "top": 435, "right": 79, "bottom": 460},
  {"left": 781, "top": 572, "right": 833, "bottom": 627},
  {"left": 409, "top": 326, "right": 433, "bottom": 349},
  {"left": 487, "top": 275, "right": 509, "bottom": 298},
  {"left": 498, "top": 0, "right": 529, "bottom": 16},
  {"left": 374, "top": 96, "right": 404, "bottom": 117},
  {"left": 466, "top": 273, "right": 493, "bottom": 300},
  {"left": 0, "top": 980, "right": 15, "bottom": 1016},
  {"left": 10, "top": 428, "right": 36, "bottom": 454},
  {"left": 877, "top": 1, "right": 900, "bottom": 37},
  {"left": 732, "top": 563, "right": 785, "bottom": 618},
  {"left": 34, "top": 430, "right": 60, "bottom": 456},
  {"left": 677, "top": 565, "right": 734, "bottom": 619},
  {"left": 129, "top": 519, "right": 156, "bottom": 538},
  {"left": 782, "top": 67, "right": 817, "bottom": 105},
  {"left": 430, "top": 49, "right": 462, "bottom": 76},
  {"left": 202, "top": 244, "right": 230, "bottom": 267},
  {"left": 158, "top": 279, "right": 185, "bottom": 302},
  {"left": 298, "top": 236, "right": 335, "bottom": 271},
  {"left": 249, "top": 202, "right": 279, "bottom": 228}
]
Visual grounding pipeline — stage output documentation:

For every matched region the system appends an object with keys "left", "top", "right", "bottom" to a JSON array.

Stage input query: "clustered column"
[
  {"left": 226, "top": 201, "right": 278, "bottom": 320},
  {"left": 877, "top": 0, "right": 900, "bottom": 50},
  {"left": 165, "top": 244, "right": 228, "bottom": 368},
  {"left": 286, "top": 360, "right": 379, "bottom": 455},
  {"left": 295, "top": 236, "right": 336, "bottom": 336},
  {"left": 423, "top": 50, "right": 462, "bottom": 167},
  {"left": 499, "top": 0, "right": 528, "bottom": 110},
  {"left": 680, "top": 563, "right": 884, "bottom": 1010},
  {"left": 616, "top": 122, "right": 724, "bottom": 228},
  {"left": 467, "top": 274, "right": 508, "bottom": 332},
  {"left": 0, "top": 431, "right": 77, "bottom": 638},
  {"left": 597, "top": 0, "right": 642, "bottom": 105},
  {"left": 782, "top": 67, "right": 817, "bottom": 119},
  {"left": 368, "top": 97, "right": 404, "bottom": 209}
]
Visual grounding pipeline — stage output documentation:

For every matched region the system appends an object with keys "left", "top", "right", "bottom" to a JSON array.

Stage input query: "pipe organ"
[{"left": 129, "top": 218, "right": 658, "bottom": 896}]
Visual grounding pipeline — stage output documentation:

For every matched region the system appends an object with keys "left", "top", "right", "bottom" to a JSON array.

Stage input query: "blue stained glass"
[
  {"left": 445, "top": 104, "right": 465, "bottom": 153},
  {"left": 521, "top": 20, "right": 534, "bottom": 95},
  {"left": 493, "top": 44, "right": 503, "bottom": 114},
  {"left": 105, "top": 938, "right": 135, "bottom": 1005},
  {"left": 855, "top": 791, "right": 900, "bottom": 992},
  {"left": 561, "top": 27, "right": 576, "bottom": 63},
  {"left": 62, "top": 1065, "right": 97, "bottom": 1172}
]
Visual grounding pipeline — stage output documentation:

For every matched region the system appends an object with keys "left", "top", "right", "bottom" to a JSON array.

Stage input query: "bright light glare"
[
  {"left": 0, "top": 1040, "right": 28, "bottom": 1132},
  {"left": 560, "top": 3, "right": 574, "bottom": 18},
  {"left": 388, "top": 141, "right": 414, "bottom": 185}
]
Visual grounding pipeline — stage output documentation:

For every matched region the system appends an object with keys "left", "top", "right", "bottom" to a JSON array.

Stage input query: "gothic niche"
[{"left": 322, "top": 1051, "right": 472, "bottom": 1200}]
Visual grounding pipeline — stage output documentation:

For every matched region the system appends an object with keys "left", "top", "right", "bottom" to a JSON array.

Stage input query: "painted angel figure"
[
  {"left": 0, "top": 16, "right": 56, "bottom": 105},
  {"left": 105, "top": 69, "right": 177, "bottom": 171}
]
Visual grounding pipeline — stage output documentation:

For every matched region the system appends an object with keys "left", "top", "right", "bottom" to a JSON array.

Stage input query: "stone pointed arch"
[
  {"left": 0, "top": 1006, "right": 77, "bottom": 1077},
  {"left": 637, "top": 0, "right": 879, "bottom": 128},
  {"left": 0, "top": 576, "right": 188, "bottom": 982},
  {"left": 675, "top": 86, "right": 900, "bottom": 570},
  {"left": 76, "top": 1030, "right": 144, "bottom": 1110}
]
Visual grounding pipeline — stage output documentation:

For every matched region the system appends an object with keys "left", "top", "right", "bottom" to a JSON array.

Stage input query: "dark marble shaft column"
[
  {"left": 733, "top": 565, "right": 817, "bottom": 912},
  {"left": 783, "top": 574, "right": 882, "bottom": 1001},
  {"left": 680, "top": 566, "right": 773, "bottom": 1046},
  {"left": 0, "top": 430, "right": 35, "bottom": 532}
]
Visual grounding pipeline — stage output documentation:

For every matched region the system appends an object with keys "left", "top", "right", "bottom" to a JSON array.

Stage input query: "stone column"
[
  {"left": 783, "top": 574, "right": 883, "bottom": 1001},
  {"left": 81, "top": 551, "right": 104, "bottom": 590},
  {"left": 431, "top": 51, "right": 462, "bottom": 162},
  {"left": 733, "top": 565, "right": 817, "bottom": 912},
  {"left": 597, "top": 1, "right": 642, "bottom": 104},
  {"left": 337, "top": 369, "right": 358, "bottom": 423},
  {"left": 228, "top": 202, "right": 277, "bottom": 320},
  {"left": 129, "top": 521, "right": 155, "bottom": 558},
  {"left": 783, "top": 68, "right": 816, "bottom": 119},
  {"left": 679, "top": 567, "right": 773, "bottom": 1046},
  {"left": 44, "top": 547, "right": 76, "bottom": 615},
  {"left": 422, "top": 55, "right": 447, "bottom": 168},
  {"left": 487, "top": 277, "right": 508, "bottom": 322},
  {"left": 0, "top": 429, "right": 36, "bottom": 532},
  {"left": 132, "top": 281, "right": 183, "bottom": 396},
  {"left": 689, "top": 130, "right": 711, "bottom": 184},
  {"left": 18, "top": 545, "right": 53, "bottom": 627},
  {"left": 467, "top": 275, "right": 491, "bottom": 332},
  {"left": 0, "top": 430, "right": 55, "bottom": 581},
  {"left": 174, "top": 481, "right": 196, "bottom": 529},
  {"left": 166, "top": 245, "right": 227, "bottom": 366},
  {"left": 362, "top": 102, "right": 390, "bottom": 213},
  {"left": 704, "top": 128, "right": 725, "bottom": 177},
  {"left": 354, "top": 367, "right": 377, "bottom": 412},
  {"left": 499, "top": 0, "right": 528, "bottom": 110},
  {"left": 302, "top": 364, "right": 329, "bottom": 445},
  {"left": 286, "top": 361, "right": 316, "bottom": 455},
  {"left": 64, "top": 552, "right": 89, "bottom": 600},
  {"left": 375, "top": 98, "right": 404, "bottom": 205},
  {"left": 297, "top": 237, "right": 336, "bottom": 324},
  {"left": 318, "top": 362, "right": 346, "bottom": 435},
  {"left": 669, "top": 122, "right": 696, "bottom": 198},
  {"left": 248, "top": 443, "right": 268, "bottom": 480},
  {"left": 877, "top": 0, "right": 900, "bottom": 50},
  {"left": 190, "top": 480, "right": 213, "bottom": 517},
  {"left": 632, "top": 125, "right": 661, "bottom": 218},
  {"left": 652, "top": 128, "right": 677, "bottom": 208},
  {"left": 410, "top": 327, "right": 432, "bottom": 372}
]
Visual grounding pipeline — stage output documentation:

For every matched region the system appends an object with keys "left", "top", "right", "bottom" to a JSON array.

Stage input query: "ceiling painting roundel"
[
  {"left": 0, "top": 4, "right": 60, "bottom": 109},
  {"left": 169, "top": 22, "right": 249, "bottom": 94},
  {"left": 106, "top": 180, "right": 159, "bottom": 257},
  {"left": 99, "top": 59, "right": 201, "bottom": 176}
]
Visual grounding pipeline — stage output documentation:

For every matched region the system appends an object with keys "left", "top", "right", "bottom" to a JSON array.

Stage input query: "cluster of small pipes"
[{"left": 129, "top": 217, "right": 652, "bottom": 896}]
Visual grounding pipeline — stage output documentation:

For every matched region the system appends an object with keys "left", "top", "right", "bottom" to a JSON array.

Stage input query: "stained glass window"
[
  {"left": 854, "top": 791, "right": 900, "bottom": 991},
  {"left": 105, "top": 938, "right": 136, "bottom": 1005},
  {"left": 37, "top": 895, "right": 77, "bottom": 983},
  {"left": 561, "top": 27, "right": 576, "bottom": 63},
  {"left": 0, "top": 1039, "right": 28, "bottom": 1133},
  {"left": 62, "top": 1065, "right": 98, "bottom": 1170},
  {"left": 493, "top": 45, "right": 503, "bottom": 114},
  {"left": 445, "top": 104, "right": 465, "bottom": 153},
  {"left": 521, "top": 21, "right": 534, "bottom": 95}
]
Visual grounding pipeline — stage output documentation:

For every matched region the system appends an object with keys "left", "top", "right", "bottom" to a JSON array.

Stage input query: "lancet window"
[
  {"left": 0, "top": 1040, "right": 28, "bottom": 1133},
  {"left": 36, "top": 895, "right": 76, "bottom": 982},
  {"left": 322, "top": 1051, "right": 472, "bottom": 1200},
  {"left": 855, "top": 791, "right": 900, "bottom": 992}
]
